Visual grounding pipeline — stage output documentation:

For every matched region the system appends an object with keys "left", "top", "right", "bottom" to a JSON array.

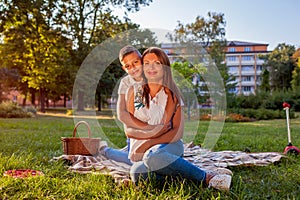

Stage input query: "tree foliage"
[
  {"left": 0, "top": 0, "right": 75, "bottom": 112},
  {"left": 171, "top": 61, "right": 206, "bottom": 120},
  {"left": 260, "top": 43, "right": 296, "bottom": 91},
  {"left": 168, "top": 12, "right": 226, "bottom": 46},
  {"left": 167, "top": 12, "right": 232, "bottom": 93},
  {"left": 291, "top": 48, "right": 300, "bottom": 90},
  {"left": 0, "top": 0, "right": 154, "bottom": 111}
]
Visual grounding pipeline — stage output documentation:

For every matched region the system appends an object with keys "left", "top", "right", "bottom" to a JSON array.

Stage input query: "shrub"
[
  {"left": 227, "top": 108, "right": 295, "bottom": 120},
  {"left": 225, "top": 113, "right": 254, "bottom": 122},
  {"left": 227, "top": 90, "right": 300, "bottom": 112},
  {"left": 66, "top": 109, "right": 74, "bottom": 116},
  {"left": 0, "top": 101, "right": 32, "bottom": 118},
  {"left": 24, "top": 106, "right": 37, "bottom": 114},
  {"left": 200, "top": 113, "right": 253, "bottom": 122}
]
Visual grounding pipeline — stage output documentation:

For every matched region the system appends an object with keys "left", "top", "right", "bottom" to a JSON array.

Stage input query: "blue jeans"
[
  {"left": 103, "top": 139, "right": 132, "bottom": 166},
  {"left": 104, "top": 148, "right": 132, "bottom": 165},
  {"left": 130, "top": 140, "right": 206, "bottom": 184}
]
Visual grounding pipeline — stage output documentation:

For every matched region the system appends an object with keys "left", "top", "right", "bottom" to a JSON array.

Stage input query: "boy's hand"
[
  {"left": 126, "top": 124, "right": 165, "bottom": 139},
  {"left": 129, "top": 141, "right": 149, "bottom": 161}
]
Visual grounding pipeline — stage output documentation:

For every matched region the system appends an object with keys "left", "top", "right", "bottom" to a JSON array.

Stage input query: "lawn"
[{"left": 0, "top": 111, "right": 300, "bottom": 199}]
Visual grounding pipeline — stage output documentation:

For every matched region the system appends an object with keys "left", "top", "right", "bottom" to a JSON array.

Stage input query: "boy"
[{"left": 100, "top": 45, "right": 146, "bottom": 165}]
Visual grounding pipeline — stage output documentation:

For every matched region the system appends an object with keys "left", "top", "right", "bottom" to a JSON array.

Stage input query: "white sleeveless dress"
[{"left": 128, "top": 86, "right": 168, "bottom": 160}]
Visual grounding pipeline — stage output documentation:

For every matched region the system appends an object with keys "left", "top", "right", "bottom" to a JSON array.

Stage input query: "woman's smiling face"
[{"left": 143, "top": 53, "right": 164, "bottom": 84}]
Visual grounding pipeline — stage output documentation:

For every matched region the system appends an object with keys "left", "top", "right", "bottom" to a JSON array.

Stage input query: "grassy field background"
[{"left": 0, "top": 110, "right": 300, "bottom": 199}]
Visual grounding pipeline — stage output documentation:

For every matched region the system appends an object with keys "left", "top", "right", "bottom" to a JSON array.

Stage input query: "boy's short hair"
[{"left": 119, "top": 45, "right": 141, "bottom": 63}]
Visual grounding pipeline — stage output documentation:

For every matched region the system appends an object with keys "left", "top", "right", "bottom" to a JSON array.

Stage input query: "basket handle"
[{"left": 73, "top": 121, "right": 92, "bottom": 138}]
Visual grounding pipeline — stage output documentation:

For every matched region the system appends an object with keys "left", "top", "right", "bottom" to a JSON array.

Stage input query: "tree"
[
  {"left": 168, "top": 12, "right": 226, "bottom": 45},
  {"left": 52, "top": 0, "right": 153, "bottom": 111},
  {"left": 167, "top": 12, "right": 231, "bottom": 92},
  {"left": 171, "top": 61, "right": 206, "bottom": 120},
  {"left": 261, "top": 43, "right": 295, "bottom": 91},
  {"left": 0, "top": 0, "right": 74, "bottom": 112},
  {"left": 0, "top": 0, "right": 154, "bottom": 112},
  {"left": 291, "top": 48, "right": 300, "bottom": 90},
  {"left": 259, "top": 69, "right": 271, "bottom": 92}
]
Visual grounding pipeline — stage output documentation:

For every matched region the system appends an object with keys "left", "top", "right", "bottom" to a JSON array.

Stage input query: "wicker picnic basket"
[{"left": 61, "top": 121, "right": 100, "bottom": 156}]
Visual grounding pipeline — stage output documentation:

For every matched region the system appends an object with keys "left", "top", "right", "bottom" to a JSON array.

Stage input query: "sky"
[{"left": 113, "top": 0, "right": 300, "bottom": 50}]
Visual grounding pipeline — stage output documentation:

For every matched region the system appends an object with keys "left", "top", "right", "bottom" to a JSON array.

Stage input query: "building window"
[
  {"left": 241, "top": 66, "right": 253, "bottom": 71},
  {"left": 242, "top": 55, "right": 253, "bottom": 61},
  {"left": 256, "top": 57, "right": 265, "bottom": 62},
  {"left": 244, "top": 47, "right": 251, "bottom": 52},
  {"left": 243, "top": 86, "right": 251, "bottom": 91},
  {"left": 242, "top": 76, "right": 252, "bottom": 82},
  {"left": 228, "top": 47, "right": 236, "bottom": 52},
  {"left": 226, "top": 56, "right": 238, "bottom": 62},
  {"left": 257, "top": 76, "right": 262, "bottom": 82},
  {"left": 256, "top": 65, "right": 263, "bottom": 71},
  {"left": 228, "top": 87, "right": 236, "bottom": 92},
  {"left": 228, "top": 66, "right": 238, "bottom": 72}
]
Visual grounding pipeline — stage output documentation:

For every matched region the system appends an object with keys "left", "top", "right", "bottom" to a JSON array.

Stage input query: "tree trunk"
[
  {"left": 98, "top": 93, "right": 101, "bottom": 111},
  {"left": 63, "top": 93, "right": 67, "bottom": 107},
  {"left": 77, "top": 91, "right": 84, "bottom": 111},
  {"left": 22, "top": 93, "right": 27, "bottom": 106},
  {"left": 46, "top": 98, "right": 49, "bottom": 108},
  {"left": 40, "top": 88, "right": 45, "bottom": 113},
  {"left": 31, "top": 89, "right": 36, "bottom": 106}
]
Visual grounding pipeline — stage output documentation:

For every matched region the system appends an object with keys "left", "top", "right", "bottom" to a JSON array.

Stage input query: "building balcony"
[
  {"left": 225, "top": 61, "right": 240, "bottom": 65},
  {"left": 255, "top": 60, "right": 265, "bottom": 65},
  {"left": 240, "top": 81, "right": 256, "bottom": 86},
  {"left": 228, "top": 71, "right": 239, "bottom": 76},
  {"left": 240, "top": 60, "right": 256, "bottom": 65},
  {"left": 240, "top": 71, "right": 255, "bottom": 76},
  {"left": 242, "top": 91, "right": 254, "bottom": 96}
]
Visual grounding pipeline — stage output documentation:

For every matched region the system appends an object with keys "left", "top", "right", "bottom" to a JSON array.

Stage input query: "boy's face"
[{"left": 121, "top": 52, "right": 143, "bottom": 81}]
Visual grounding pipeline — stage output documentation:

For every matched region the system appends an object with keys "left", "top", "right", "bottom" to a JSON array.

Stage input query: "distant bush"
[
  {"left": 227, "top": 90, "right": 300, "bottom": 112},
  {"left": 227, "top": 108, "right": 295, "bottom": 120},
  {"left": 198, "top": 107, "right": 295, "bottom": 122},
  {"left": 225, "top": 113, "right": 254, "bottom": 122},
  {"left": 66, "top": 109, "right": 74, "bottom": 116},
  {"left": 0, "top": 101, "right": 33, "bottom": 118},
  {"left": 24, "top": 105, "right": 37, "bottom": 115},
  {"left": 200, "top": 113, "right": 254, "bottom": 122}
]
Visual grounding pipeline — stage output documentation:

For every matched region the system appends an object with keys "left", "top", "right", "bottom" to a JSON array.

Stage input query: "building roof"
[
  {"left": 161, "top": 41, "right": 269, "bottom": 49},
  {"left": 227, "top": 41, "right": 268, "bottom": 46}
]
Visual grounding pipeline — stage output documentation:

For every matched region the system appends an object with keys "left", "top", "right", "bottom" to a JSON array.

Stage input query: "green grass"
[{"left": 1, "top": 114, "right": 300, "bottom": 199}]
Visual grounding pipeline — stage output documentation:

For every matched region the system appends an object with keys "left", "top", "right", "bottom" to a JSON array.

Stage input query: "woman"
[
  {"left": 125, "top": 47, "right": 232, "bottom": 191},
  {"left": 100, "top": 45, "right": 173, "bottom": 165}
]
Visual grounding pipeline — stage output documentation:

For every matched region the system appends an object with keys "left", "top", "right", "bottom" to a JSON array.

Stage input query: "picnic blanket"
[{"left": 51, "top": 143, "right": 284, "bottom": 183}]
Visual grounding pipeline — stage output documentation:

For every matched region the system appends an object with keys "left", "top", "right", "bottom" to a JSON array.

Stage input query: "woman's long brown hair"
[{"left": 141, "top": 47, "right": 183, "bottom": 108}]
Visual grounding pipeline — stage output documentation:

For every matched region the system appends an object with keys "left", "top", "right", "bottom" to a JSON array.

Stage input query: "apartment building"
[
  {"left": 161, "top": 41, "right": 270, "bottom": 96},
  {"left": 225, "top": 41, "right": 269, "bottom": 95}
]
